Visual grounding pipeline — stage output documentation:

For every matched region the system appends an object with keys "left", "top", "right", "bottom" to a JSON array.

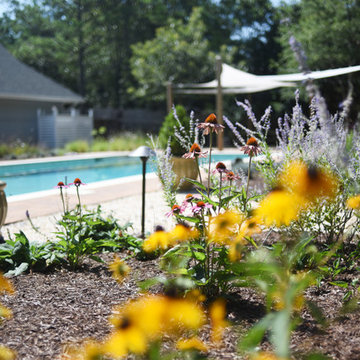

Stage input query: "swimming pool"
[{"left": 0, "top": 153, "right": 244, "bottom": 196}]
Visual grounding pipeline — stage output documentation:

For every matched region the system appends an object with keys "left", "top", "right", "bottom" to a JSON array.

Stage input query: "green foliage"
[
  {"left": 64, "top": 140, "right": 90, "bottom": 153},
  {"left": 277, "top": 0, "right": 360, "bottom": 117},
  {"left": 0, "top": 232, "right": 61, "bottom": 276},
  {"left": 130, "top": 7, "right": 215, "bottom": 103},
  {"left": 158, "top": 105, "right": 190, "bottom": 156},
  {"left": 54, "top": 205, "right": 143, "bottom": 269},
  {"left": 91, "top": 132, "right": 148, "bottom": 152}
]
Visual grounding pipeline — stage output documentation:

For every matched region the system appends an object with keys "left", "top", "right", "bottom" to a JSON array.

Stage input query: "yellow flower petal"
[
  {"left": 347, "top": 194, "right": 360, "bottom": 210},
  {"left": 255, "top": 189, "right": 307, "bottom": 227},
  {"left": 177, "top": 337, "right": 208, "bottom": 352}
]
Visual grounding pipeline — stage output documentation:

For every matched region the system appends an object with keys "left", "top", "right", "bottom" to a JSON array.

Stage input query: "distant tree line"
[{"left": 1, "top": 0, "right": 360, "bottom": 121}]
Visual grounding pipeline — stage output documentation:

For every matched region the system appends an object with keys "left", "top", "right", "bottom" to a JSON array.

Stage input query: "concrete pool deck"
[{"left": 4, "top": 173, "right": 162, "bottom": 224}]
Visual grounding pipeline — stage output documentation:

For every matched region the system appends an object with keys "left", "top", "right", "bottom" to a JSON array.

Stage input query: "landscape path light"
[
  {"left": 129, "top": 146, "right": 156, "bottom": 238},
  {"left": 0, "top": 181, "right": 7, "bottom": 243}
]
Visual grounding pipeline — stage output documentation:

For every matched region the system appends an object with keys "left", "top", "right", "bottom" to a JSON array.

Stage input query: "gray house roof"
[{"left": 0, "top": 44, "right": 83, "bottom": 103}]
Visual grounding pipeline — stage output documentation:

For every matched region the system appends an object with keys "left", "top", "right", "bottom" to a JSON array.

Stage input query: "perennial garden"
[{"left": 1, "top": 91, "right": 360, "bottom": 359}]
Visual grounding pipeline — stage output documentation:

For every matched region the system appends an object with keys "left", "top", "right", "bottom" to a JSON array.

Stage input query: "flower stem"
[
  {"left": 60, "top": 188, "right": 66, "bottom": 215},
  {"left": 218, "top": 172, "right": 223, "bottom": 214},
  {"left": 195, "top": 156, "right": 203, "bottom": 186},
  {"left": 207, "top": 132, "right": 213, "bottom": 197},
  {"left": 76, "top": 186, "right": 82, "bottom": 217},
  {"left": 246, "top": 155, "right": 253, "bottom": 198}
]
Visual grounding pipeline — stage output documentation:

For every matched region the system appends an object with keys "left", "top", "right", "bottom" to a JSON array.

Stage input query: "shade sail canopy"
[{"left": 174, "top": 63, "right": 360, "bottom": 95}]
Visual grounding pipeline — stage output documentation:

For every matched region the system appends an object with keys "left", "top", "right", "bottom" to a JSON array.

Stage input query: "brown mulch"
[{"left": 1, "top": 251, "right": 360, "bottom": 360}]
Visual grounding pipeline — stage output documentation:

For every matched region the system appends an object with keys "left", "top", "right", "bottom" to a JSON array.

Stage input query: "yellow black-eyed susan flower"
[
  {"left": 109, "top": 257, "right": 130, "bottom": 283},
  {"left": 176, "top": 337, "right": 208, "bottom": 353},
  {"left": 209, "top": 210, "right": 244, "bottom": 245},
  {"left": 255, "top": 189, "right": 307, "bottom": 227},
  {"left": 143, "top": 227, "right": 171, "bottom": 252},
  {"left": 104, "top": 318, "right": 147, "bottom": 357},
  {"left": 279, "top": 160, "right": 338, "bottom": 201},
  {"left": 0, "top": 274, "right": 14, "bottom": 294},
  {"left": 347, "top": 194, "right": 360, "bottom": 210},
  {"left": 0, "top": 345, "right": 16, "bottom": 360},
  {"left": 209, "top": 298, "right": 228, "bottom": 344}
]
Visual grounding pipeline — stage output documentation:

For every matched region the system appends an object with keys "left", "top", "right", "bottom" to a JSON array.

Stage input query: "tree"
[
  {"left": 130, "top": 7, "right": 216, "bottom": 105},
  {"left": 276, "top": 0, "right": 360, "bottom": 118}
]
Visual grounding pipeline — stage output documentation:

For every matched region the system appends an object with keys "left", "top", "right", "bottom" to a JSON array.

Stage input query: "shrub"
[{"left": 64, "top": 140, "right": 90, "bottom": 153}]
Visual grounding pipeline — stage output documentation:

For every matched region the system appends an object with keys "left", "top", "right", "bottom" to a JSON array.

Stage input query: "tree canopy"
[{"left": 1, "top": 0, "right": 360, "bottom": 121}]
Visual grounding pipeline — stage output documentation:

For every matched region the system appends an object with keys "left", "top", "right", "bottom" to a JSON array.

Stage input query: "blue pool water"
[{"left": 0, "top": 154, "right": 244, "bottom": 196}]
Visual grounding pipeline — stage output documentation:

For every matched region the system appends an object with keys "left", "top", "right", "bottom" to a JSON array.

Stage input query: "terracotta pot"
[
  {"left": 0, "top": 181, "right": 7, "bottom": 229},
  {"left": 171, "top": 157, "right": 198, "bottom": 190}
]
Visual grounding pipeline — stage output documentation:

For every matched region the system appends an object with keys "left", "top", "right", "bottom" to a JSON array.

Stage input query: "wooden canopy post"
[
  {"left": 216, "top": 56, "right": 223, "bottom": 150},
  {"left": 166, "top": 81, "right": 173, "bottom": 114}
]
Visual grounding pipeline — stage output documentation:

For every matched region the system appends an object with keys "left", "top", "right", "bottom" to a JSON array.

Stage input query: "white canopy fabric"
[{"left": 174, "top": 63, "right": 360, "bottom": 94}]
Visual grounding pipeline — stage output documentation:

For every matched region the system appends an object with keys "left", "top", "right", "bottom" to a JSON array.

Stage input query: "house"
[{"left": 0, "top": 44, "right": 93, "bottom": 148}]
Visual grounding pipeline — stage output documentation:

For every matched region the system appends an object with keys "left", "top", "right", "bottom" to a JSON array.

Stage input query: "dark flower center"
[
  {"left": 205, "top": 113, "right": 217, "bottom": 124},
  {"left": 73, "top": 178, "right": 82, "bottom": 185},
  {"left": 190, "top": 143, "right": 201, "bottom": 152},
  {"left": 197, "top": 201, "right": 205, "bottom": 208},
  {"left": 246, "top": 137, "right": 258, "bottom": 146},
  {"left": 307, "top": 165, "right": 319, "bottom": 180},
  {"left": 57, "top": 181, "right": 65, "bottom": 187},
  {"left": 172, "top": 205, "right": 181, "bottom": 213},
  {"left": 216, "top": 162, "right": 227, "bottom": 170},
  {"left": 154, "top": 225, "right": 165, "bottom": 232}
]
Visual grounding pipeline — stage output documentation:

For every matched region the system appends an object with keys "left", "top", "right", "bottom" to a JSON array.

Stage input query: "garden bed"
[{"left": 1, "top": 252, "right": 359, "bottom": 360}]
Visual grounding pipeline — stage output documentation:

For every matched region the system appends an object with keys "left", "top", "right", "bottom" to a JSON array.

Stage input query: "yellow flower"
[
  {"left": 104, "top": 319, "right": 147, "bottom": 357},
  {"left": 110, "top": 295, "right": 165, "bottom": 339},
  {"left": 185, "top": 289, "right": 206, "bottom": 303},
  {"left": 169, "top": 224, "right": 199, "bottom": 243},
  {"left": 228, "top": 240, "right": 244, "bottom": 262},
  {"left": 143, "top": 229, "right": 171, "bottom": 252},
  {"left": 209, "top": 210, "right": 244, "bottom": 245},
  {"left": 209, "top": 298, "right": 228, "bottom": 344},
  {"left": 0, "top": 305, "right": 12, "bottom": 319},
  {"left": 176, "top": 337, "right": 208, "bottom": 353},
  {"left": 239, "top": 217, "right": 262, "bottom": 238},
  {"left": 165, "top": 297, "right": 205, "bottom": 333},
  {"left": 0, "top": 346, "right": 16, "bottom": 360},
  {"left": 63, "top": 341, "right": 104, "bottom": 360},
  {"left": 279, "top": 160, "right": 338, "bottom": 201},
  {"left": 347, "top": 194, "right": 360, "bottom": 210},
  {"left": 109, "top": 257, "right": 130, "bottom": 283},
  {"left": 251, "top": 351, "right": 285, "bottom": 360},
  {"left": 0, "top": 274, "right": 14, "bottom": 294},
  {"left": 255, "top": 189, "right": 307, "bottom": 227}
]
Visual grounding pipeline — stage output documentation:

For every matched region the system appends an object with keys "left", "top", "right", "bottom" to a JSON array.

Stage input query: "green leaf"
[
  {"left": 239, "top": 313, "right": 274, "bottom": 352},
  {"left": 193, "top": 251, "right": 206, "bottom": 261},
  {"left": 329, "top": 280, "right": 349, "bottom": 288},
  {"left": 306, "top": 300, "right": 327, "bottom": 327},
  {"left": 270, "top": 310, "right": 291, "bottom": 358},
  {"left": 184, "top": 178, "right": 206, "bottom": 191},
  {"left": 5, "top": 262, "right": 29, "bottom": 277}
]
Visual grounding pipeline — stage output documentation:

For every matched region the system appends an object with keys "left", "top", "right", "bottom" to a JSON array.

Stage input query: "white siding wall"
[{"left": 38, "top": 111, "right": 93, "bottom": 149}]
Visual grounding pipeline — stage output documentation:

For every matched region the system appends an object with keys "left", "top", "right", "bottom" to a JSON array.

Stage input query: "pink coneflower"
[
  {"left": 181, "top": 193, "right": 200, "bottom": 210},
  {"left": 192, "top": 201, "right": 212, "bottom": 214},
  {"left": 182, "top": 143, "right": 208, "bottom": 159},
  {"left": 55, "top": 181, "right": 68, "bottom": 189},
  {"left": 225, "top": 171, "right": 240, "bottom": 181},
  {"left": 212, "top": 162, "right": 227, "bottom": 174},
  {"left": 166, "top": 204, "right": 183, "bottom": 217},
  {"left": 240, "top": 137, "right": 262, "bottom": 157},
  {"left": 69, "top": 178, "right": 85, "bottom": 187},
  {"left": 197, "top": 113, "right": 225, "bottom": 135}
]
